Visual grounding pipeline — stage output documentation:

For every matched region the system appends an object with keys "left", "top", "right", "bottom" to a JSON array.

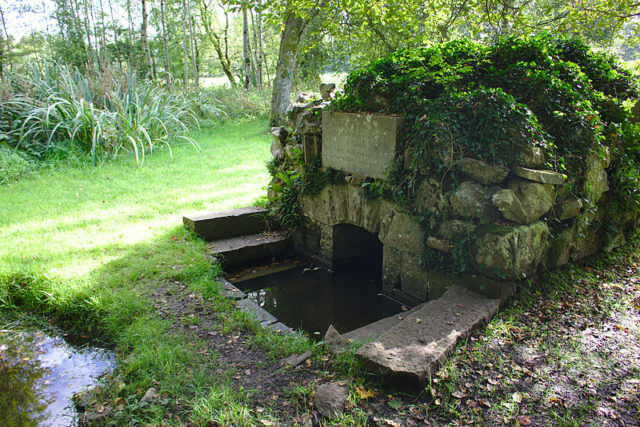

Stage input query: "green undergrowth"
[
  {"left": 331, "top": 34, "right": 640, "bottom": 208},
  {"left": 0, "top": 118, "right": 313, "bottom": 423}
]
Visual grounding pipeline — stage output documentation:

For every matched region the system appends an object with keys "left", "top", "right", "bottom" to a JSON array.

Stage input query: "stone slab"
[
  {"left": 183, "top": 207, "right": 268, "bottom": 241},
  {"left": 218, "top": 278, "right": 246, "bottom": 300},
  {"left": 237, "top": 298, "right": 278, "bottom": 325},
  {"left": 514, "top": 167, "right": 567, "bottom": 185},
  {"left": 356, "top": 286, "right": 500, "bottom": 388},
  {"left": 343, "top": 305, "right": 422, "bottom": 342},
  {"left": 322, "top": 111, "right": 403, "bottom": 179},
  {"left": 210, "top": 233, "right": 292, "bottom": 269}
]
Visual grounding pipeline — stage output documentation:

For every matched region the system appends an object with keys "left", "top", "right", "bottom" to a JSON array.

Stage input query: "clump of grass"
[
  {"left": 0, "top": 145, "right": 34, "bottom": 184},
  {"left": 0, "top": 62, "right": 200, "bottom": 164}
]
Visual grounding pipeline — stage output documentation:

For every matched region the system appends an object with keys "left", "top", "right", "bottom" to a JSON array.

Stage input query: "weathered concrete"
[
  {"left": 210, "top": 232, "right": 292, "bottom": 269},
  {"left": 322, "top": 111, "right": 403, "bottom": 179},
  {"left": 183, "top": 207, "right": 268, "bottom": 241},
  {"left": 356, "top": 286, "right": 500, "bottom": 387}
]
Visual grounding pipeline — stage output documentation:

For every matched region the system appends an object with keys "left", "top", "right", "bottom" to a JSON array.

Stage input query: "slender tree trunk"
[
  {"left": 82, "top": 0, "right": 95, "bottom": 69},
  {"left": 256, "top": 2, "right": 263, "bottom": 90},
  {"left": 187, "top": 0, "right": 198, "bottom": 89},
  {"left": 126, "top": 0, "right": 134, "bottom": 72},
  {"left": 250, "top": 9, "right": 260, "bottom": 89},
  {"left": 0, "top": 4, "right": 10, "bottom": 73},
  {"left": 98, "top": 0, "right": 108, "bottom": 68},
  {"left": 269, "top": 13, "right": 311, "bottom": 126},
  {"left": 182, "top": 0, "right": 189, "bottom": 91},
  {"left": 108, "top": 0, "right": 121, "bottom": 70},
  {"left": 160, "top": 0, "right": 171, "bottom": 87},
  {"left": 141, "top": 0, "right": 153, "bottom": 78},
  {"left": 90, "top": 0, "right": 102, "bottom": 70},
  {"left": 242, "top": 6, "right": 252, "bottom": 89},
  {"left": 197, "top": 0, "right": 236, "bottom": 86}
]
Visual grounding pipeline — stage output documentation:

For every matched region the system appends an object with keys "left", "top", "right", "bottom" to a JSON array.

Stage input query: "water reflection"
[
  {"left": 237, "top": 266, "right": 403, "bottom": 336},
  {"left": 0, "top": 328, "right": 115, "bottom": 426}
]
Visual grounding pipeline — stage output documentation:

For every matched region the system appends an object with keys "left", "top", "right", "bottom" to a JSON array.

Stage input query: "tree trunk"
[
  {"left": 196, "top": 0, "right": 236, "bottom": 87},
  {"left": 256, "top": 2, "right": 263, "bottom": 90},
  {"left": 269, "top": 13, "right": 310, "bottom": 126},
  {"left": 98, "top": 0, "right": 108, "bottom": 68},
  {"left": 160, "top": 0, "right": 171, "bottom": 87},
  {"left": 82, "top": 0, "right": 95, "bottom": 69},
  {"left": 141, "top": 0, "right": 153, "bottom": 78},
  {"left": 126, "top": 0, "right": 134, "bottom": 72},
  {"left": 182, "top": 0, "right": 189, "bottom": 91},
  {"left": 108, "top": 0, "right": 121, "bottom": 70},
  {"left": 0, "top": 4, "right": 10, "bottom": 73},
  {"left": 242, "top": 6, "right": 252, "bottom": 89},
  {"left": 187, "top": 0, "right": 198, "bottom": 89},
  {"left": 250, "top": 8, "right": 261, "bottom": 90}
]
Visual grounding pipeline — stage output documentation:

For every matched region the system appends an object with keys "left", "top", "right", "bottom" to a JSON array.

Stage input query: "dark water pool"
[
  {"left": 0, "top": 327, "right": 115, "bottom": 426},
  {"left": 236, "top": 266, "right": 404, "bottom": 336}
]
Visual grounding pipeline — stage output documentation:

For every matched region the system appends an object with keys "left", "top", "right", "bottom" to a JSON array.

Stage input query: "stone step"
[
  {"left": 343, "top": 304, "right": 423, "bottom": 342},
  {"left": 355, "top": 285, "right": 500, "bottom": 388},
  {"left": 183, "top": 207, "right": 268, "bottom": 241},
  {"left": 210, "top": 232, "right": 292, "bottom": 269}
]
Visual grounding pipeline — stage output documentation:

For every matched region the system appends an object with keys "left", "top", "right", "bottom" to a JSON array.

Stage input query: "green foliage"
[
  {"left": 0, "top": 146, "right": 34, "bottom": 184},
  {"left": 333, "top": 34, "right": 640, "bottom": 206},
  {"left": 267, "top": 153, "right": 345, "bottom": 229},
  {"left": 0, "top": 62, "right": 200, "bottom": 164}
]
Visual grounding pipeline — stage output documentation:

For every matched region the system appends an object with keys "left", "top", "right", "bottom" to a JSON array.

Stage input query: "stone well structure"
[{"left": 271, "top": 94, "right": 637, "bottom": 305}]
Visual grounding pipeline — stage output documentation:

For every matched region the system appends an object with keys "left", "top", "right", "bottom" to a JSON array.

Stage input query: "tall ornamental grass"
[{"left": 0, "top": 63, "right": 205, "bottom": 164}]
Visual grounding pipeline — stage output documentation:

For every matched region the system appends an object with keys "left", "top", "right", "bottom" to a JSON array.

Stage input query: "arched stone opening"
[{"left": 331, "top": 223, "right": 383, "bottom": 281}]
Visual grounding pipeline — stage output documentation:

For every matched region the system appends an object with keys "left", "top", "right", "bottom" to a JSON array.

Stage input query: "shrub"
[{"left": 0, "top": 145, "right": 34, "bottom": 184}]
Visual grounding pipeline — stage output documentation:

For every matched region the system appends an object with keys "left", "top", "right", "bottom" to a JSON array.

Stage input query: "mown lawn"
[{"left": 0, "top": 119, "right": 296, "bottom": 423}]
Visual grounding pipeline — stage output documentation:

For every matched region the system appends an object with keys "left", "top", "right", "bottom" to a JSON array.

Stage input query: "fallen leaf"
[
  {"left": 305, "top": 359, "right": 312, "bottom": 368},
  {"left": 259, "top": 420, "right": 275, "bottom": 426},
  {"left": 512, "top": 392, "right": 523, "bottom": 403},
  {"left": 356, "top": 386, "right": 376, "bottom": 399},
  {"left": 477, "top": 398, "right": 491, "bottom": 408},
  {"left": 451, "top": 391, "right": 466, "bottom": 399}
]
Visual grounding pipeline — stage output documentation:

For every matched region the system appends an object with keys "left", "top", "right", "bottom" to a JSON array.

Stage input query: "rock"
[
  {"left": 437, "top": 220, "right": 476, "bottom": 240},
  {"left": 450, "top": 181, "right": 498, "bottom": 219},
  {"left": 140, "top": 387, "right": 158, "bottom": 404},
  {"left": 73, "top": 386, "right": 98, "bottom": 411},
  {"left": 458, "top": 157, "right": 509, "bottom": 184},
  {"left": 314, "top": 382, "right": 348, "bottom": 419},
  {"left": 571, "top": 212, "right": 603, "bottom": 261},
  {"left": 286, "top": 102, "right": 310, "bottom": 128},
  {"left": 80, "top": 406, "right": 112, "bottom": 425},
  {"left": 319, "top": 83, "right": 337, "bottom": 101},
  {"left": 460, "top": 274, "right": 516, "bottom": 304},
  {"left": 513, "top": 166, "right": 567, "bottom": 185},
  {"left": 414, "top": 178, "right": 444, "bottom": 213},
  {"left": 492, "top": 179, "right": 555, "bottom": 224},
  {"left": 325, "top": 325, "right": 349, "bottom": 355},
  {"left": 344, "top": 174, "right": 365, "bottom": 186},
  {"left": 556, "top": 197, "right": 583, "bottom": 220},
  {"left": 543, "top": 226, "right": 575, "bottom": 269},
  {"left": 356, "top": 286, "right": 500, "bottom": 387},
  {"left": 281, "top": 350, "right": 313, "bottom": 368},
  {"left": 583, "top": 151, "right": 609, "bottom": 203},
  {"left": 604, "top": 232, "right": 626, "bottom": 253},
  {"left": 294, "top": 92, "right": 314, "bottom": 104},
  {"left": 473, "top": 222, "right": 549, "bottom": 280},
  {"left": 270, "top": 127, "right": 288, "bottom": 160},
  {"left": 426, "top": 236, "right": 452, "bottom": 252},
  {"left": 300, "top": 109, "right": 322, "bottom": 134},
  {"left": 518, "top": 145, "right": 545, "bottom": 167}
]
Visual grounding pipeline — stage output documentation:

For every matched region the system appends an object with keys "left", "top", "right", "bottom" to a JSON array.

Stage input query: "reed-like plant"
[{"left": 0, "top": 63, "right": 204, "bottom": 164}]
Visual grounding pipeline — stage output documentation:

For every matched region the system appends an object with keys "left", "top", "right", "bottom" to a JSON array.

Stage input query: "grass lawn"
[{"left": 0, "top": 118, "right": 306, "bottom": 423}]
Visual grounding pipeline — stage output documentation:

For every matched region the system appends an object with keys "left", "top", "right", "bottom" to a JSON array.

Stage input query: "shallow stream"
[{"left": 0, "top": 325, "right": 115, "bottom": 426}]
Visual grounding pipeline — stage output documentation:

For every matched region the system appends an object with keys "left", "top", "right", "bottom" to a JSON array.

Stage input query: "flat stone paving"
[
  {"left": 183, "top": 207, "right": 268, "bottom": 241},
  {"left": 356, "top": 285, "right": 500, "bottom": 388}
]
